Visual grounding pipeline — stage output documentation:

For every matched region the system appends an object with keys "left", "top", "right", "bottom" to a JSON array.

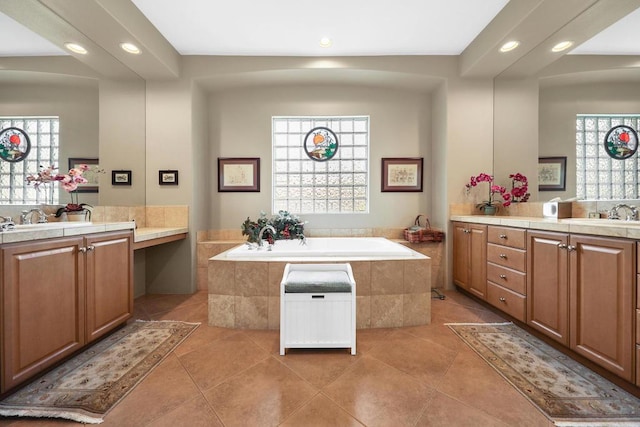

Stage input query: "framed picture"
[
  {"left": 69, "top": 157, "right": 99, "bottom": 193},
  {"left": 159, "top": 170, "right": 179, "bottom": 186},
  {"left": 218, "top": 157, "right": 260, "bottom": 192},
  {"left": 112, "top": 170, "right": 132, "bottom": 186},
  {"left": 538, "top": 156, "right": 567, "bottom": 191},
  {"left": 381, "top": 157, "right": 423, "bottom": 192}
]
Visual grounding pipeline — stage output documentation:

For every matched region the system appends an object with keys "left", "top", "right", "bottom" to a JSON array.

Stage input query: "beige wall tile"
[
  {"left": 104, "top": 206, "right": 130, "bottom": 222},
  {"left": 350, "top": 261, "right": 371, "bottom": 296},
  {"left": 268, "top": 262, "right": 287, "bottom": 297},
  {"left": 329, "top": 229, "right": 352, "bottom": 237},
  {"left": 146, "top": 206, "right": 165, "bottom": 227},
  {"left": 208, "top": 294, "right": 235, "bottom": 328},
  {"left": 91, "top": 206, "right": 105, "bottom": 222},
  {"left": 235, "top": 262, "right": 269, "bottom": 296},
  {"left": 403, "top": 293, "right": 431, "bottom": 326},
  {"left": 371, "top": 261, "right": 404, "bottom": 295},
  {"left": 196, "top": 267, "right": 208, "bottom": 291},
  {"left": 268, "top": 296, "right": 280, "bottom": 330},
  {"left": 208, "top": 260, "right": 235, "bottom": 295},
  {"left": 351, "top": 228, "right": 374, "bottom": 237},
  {"left": 132, "top": 206, "right": 146, "bottom": 226},
  {"left": 307, "top": 228, "right": 331, "bottom": 237},
  {"left": 165, "top": 205, "right": 189, "bottom": 227},
  {"left": 370, "top": 295, "right": 403, "bottom": 328},
  {"left": 235, "top": 296, "right": 268, "bottom": 329},
  {"left": 404, "top": 259, "right": 431, "bottom": 294},
  {"left": 356, "top": 296, "right": 371, "bottom": 329}
]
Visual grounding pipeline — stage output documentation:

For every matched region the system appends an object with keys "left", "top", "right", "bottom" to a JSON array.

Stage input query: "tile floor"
[{"left": 0, "top": 289, "right": 555, "bottom": 427}]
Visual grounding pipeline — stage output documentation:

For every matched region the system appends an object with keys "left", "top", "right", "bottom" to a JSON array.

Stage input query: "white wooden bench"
[{"left": 280, "top": 263, "right": 356, "bottom": 355}]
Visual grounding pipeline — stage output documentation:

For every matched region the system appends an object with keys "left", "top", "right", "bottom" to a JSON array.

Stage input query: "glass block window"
[
  {"left": 576, "top": 115, "right": 640, "bottom": 200},
  {"left": 272, "top": 116, "right": 369, "bottom": 214},
  {"left": 0, "top": 117, "right": 60, "bottom": 204}
]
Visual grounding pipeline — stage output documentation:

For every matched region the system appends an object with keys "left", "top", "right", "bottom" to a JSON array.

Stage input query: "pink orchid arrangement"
[
  {"left": 26, "top": 164, "right": 92, "bottom": 214},
  {"left": 509, "top": 173, "right": 530, "bottom": 203},
  {"left": 466, "top": 173, "right": 509, "bottom": 210},
  {"left": 466, "top": 172, "right": 530, "bottom": 209}
]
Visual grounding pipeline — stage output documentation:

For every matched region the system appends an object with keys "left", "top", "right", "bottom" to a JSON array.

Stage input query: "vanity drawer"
[
  {"left": 487, "top": 243, "right": 526, "bottom": 272},
  {"left": 486, "top": 282, "right": 526, "bottom": 322},
  {"left": 487, "top": 262, "right": 526, "bottom": 295},
  {"left": 488, "top": 226, "right": 526, "bottom": 249}
]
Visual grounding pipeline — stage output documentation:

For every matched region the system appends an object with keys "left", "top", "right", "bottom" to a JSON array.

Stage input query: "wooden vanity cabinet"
[
  {"left": 569, "top": 234, "right": 635, "bottom": 382},
  {"left": 527, "top": 231, "right": 635, "bottom": 381},
  {"left": 85, "top": 231, "right": 134, "bottom": 343},
  {"left": 526, "top": 230, "right": 569, "bottom": 346},
  {"left": 453, "top": 222, "right": 487, "bottom": 299},
  {"left": 1, "top": 230, "right": 133, "bottom": 393},
  {"left": 1, "top": 236, "right": 85, "bottom": 392},
  {"left": 486, "top": 226, "right": 527, "bottom": 321}
]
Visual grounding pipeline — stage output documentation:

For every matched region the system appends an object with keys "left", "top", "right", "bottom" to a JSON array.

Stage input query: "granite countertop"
[
  {"left": 450, "top": 215, "right": 640, "bottom": 239},
  {"left": 0, "top": 222, "right": 189, "bottom": 245}
]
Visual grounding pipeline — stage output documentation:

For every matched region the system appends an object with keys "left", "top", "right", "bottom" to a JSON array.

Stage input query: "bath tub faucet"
[
  {"left": 258, "top": 225, "right": 276, "bottom": 249},
  {"left": 609, "top": 204, "right": 638, "bottom": 221}
]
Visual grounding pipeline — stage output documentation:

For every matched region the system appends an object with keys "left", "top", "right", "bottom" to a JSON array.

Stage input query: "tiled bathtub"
[{"left": 207, "top": 237, "right": 431, "bottom": 329}]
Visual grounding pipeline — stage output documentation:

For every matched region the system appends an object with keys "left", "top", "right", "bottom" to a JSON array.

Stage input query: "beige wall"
[
  {"left": 493, "top": 78, "right": 539, "bottom": 201},
  {"left": 539, "top": 81, "right": 640, "bottom": 201},
  {"left": 208, "top": 84, "right": 433, "bottom": 230},
  {"left": 98, "top": 79, "right": 146, "bottom": 205}
]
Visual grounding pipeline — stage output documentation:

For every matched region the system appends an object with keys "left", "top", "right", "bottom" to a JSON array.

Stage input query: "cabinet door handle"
[
  {"left": 464, "top": 229, "right": 471, "bottom": 234},
  {"left": 499, "top": 274, "right": 507, "bottom": 279},
  {"left": 558, "top": 243, "right": 567, "bottom": 249},
  {"left": 87, "top": 245, "right": 95, "bottom": 252},
  {"left": 567, "top": 245, "right": 576, "bottom": 252},
  {"left": 499, "top": 234, "right": 507, "bottom": 239},
  {"left": 79, "top": 247, "right": 87, "bottom": 253},
  {"left": 499, "top": 297, "right": 506, "bottom": 302},
  {"left": 499, "top": 253, "right": 507, "bottom": 259}
]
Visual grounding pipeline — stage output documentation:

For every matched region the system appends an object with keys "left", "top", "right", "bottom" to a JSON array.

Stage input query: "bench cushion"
[{"left": 284, "top": 270, "right": 352, "bottom": 293}]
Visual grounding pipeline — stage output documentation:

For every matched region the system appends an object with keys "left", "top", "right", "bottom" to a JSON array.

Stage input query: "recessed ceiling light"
[
  {"left": 64, "top": 43, "right": 87, "bottom": 55},
  {"left": 551, "top": 41, "right": 574, "bottom": 53},
  {"left": 319, "top": 37, "right": 332, "bottom": 48},
  {"left": 499, "top": 40, "right": 519, "bottom": 53},
  {"left": 120, "top": 42, "right": 141, "bottom": 55}
]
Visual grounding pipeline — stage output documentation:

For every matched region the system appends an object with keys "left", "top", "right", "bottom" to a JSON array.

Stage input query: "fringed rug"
[
  {"left": 448, "top": 322, "right": 640, "bottom": 426},
  {"left": 0, "top": 320, "right": 199, "bottom": 424}
]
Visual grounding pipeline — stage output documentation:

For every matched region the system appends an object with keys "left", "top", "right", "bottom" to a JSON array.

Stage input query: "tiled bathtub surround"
[
  {"left": 208, "top": 256, "right": 431, "bottom": 330},
  {"left": 196, "top": 228, "right": 445, "bottom": 293}
]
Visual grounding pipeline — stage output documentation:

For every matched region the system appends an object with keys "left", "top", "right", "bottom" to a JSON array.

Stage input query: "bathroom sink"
[
  {"left": 10, "top": 222, "right": 93, "bottom": 231},
  {"left": 562, "top": 218, "right": 640, "bottom": 226}
]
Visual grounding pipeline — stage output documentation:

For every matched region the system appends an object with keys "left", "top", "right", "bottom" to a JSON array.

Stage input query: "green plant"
[{"left": 241, "top": 210, "right": 305, "bottom": 244}]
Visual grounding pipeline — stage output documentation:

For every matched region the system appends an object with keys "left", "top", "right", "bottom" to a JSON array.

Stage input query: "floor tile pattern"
[{"left": 0, "top": 290, "right": 554, "bottom": 426}]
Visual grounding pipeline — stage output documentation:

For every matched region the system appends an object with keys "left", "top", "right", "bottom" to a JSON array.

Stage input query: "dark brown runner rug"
[
  {"left": 0, "top": 320, "right": 199, "bottom": 424},
  {"left": 448, "top": 322, "right": 640, "bottom": 426}
]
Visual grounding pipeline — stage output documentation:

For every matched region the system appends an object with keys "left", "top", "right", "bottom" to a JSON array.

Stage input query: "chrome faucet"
[
  {"left": 0, "top": 215, "right": 15, "bottom": 231},
  {"left": 608, "top": 204, "right": 638, "bottom": 221},
  {"left": 257, "top": 225, "right": 276, "bottom": 248},
  {"left": 21, "top": 208, "right": 50, "bottom": 224}
]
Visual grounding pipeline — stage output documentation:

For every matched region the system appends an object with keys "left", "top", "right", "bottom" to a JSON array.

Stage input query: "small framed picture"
[
  {"left": 538, "top": 157, "right": 567, "bottom": 191},
  {"left": 112, "top": 170, "right": 132, "bottom": 186},
  {"left": 159, "top": 170, "right": 179, "bottom": 186},
  {"left": 381, "top": 157, "right": 424, "bottom": 192},
  {"left": 218, "top": 157, "right": 260, "bottom": 192}
]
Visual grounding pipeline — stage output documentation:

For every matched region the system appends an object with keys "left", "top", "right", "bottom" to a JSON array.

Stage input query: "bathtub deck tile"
[
  {"left": 350, "top": 261, "right": 371, "bottom": 296},
  {"left": 403, "top": 259, "right": 431, "bottom": 294},
  {"left": 209, "top": 260, "right": 236, "bottom": 296},
  {"left": 356, "top": 296, "right": 371, "bottom": 329},
  {"left": 403, "top": 293, "right": 431, "bottom": 326},
  {"left": 235, "top": 296, "right": 268, "bottom": 329},
  {"left": 235, "top": 262, "right": 269, "bottom": 296},
  {"left": 371, "top": 261, "right": 404, "bottom": 295},
  {"left": 371, "top": 295, "right": 403, "bottom": 328},
  {"left": 208, "top": 294, "right": 236, "bottom": 328}
]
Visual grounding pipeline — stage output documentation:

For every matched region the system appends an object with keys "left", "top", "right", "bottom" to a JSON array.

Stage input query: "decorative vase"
[
  {"left": 483, "top": 205, "right": 497, "bottom": 215},
  {"left": 65, "top": 209, "right": 90, "bottom": 222}
]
